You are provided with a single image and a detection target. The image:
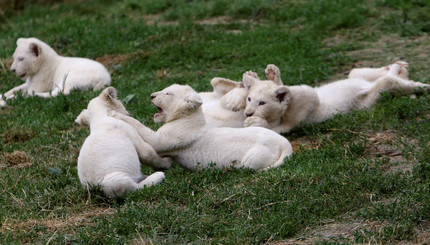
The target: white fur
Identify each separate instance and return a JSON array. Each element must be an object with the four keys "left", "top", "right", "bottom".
[
  {"left": 77, "top": 87, "right": 170, "bottom": 198},
  {"left": 241, "top": 63, "right": 430, "bottom": 133},
  {"left": 110, "top": 84, "right": 293, "bottom": 171},
  {"left": 0, "top": 37, "right": 111, "bottom": 107},
  {"left": 199, "top": 77, "right": 246, "bottom": 127},
  {"left": 347, "top": 61, "right": 409, "bottom": 82},
  {"left": 199, "top": 71, "right": 261, "bottom": 127}
]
